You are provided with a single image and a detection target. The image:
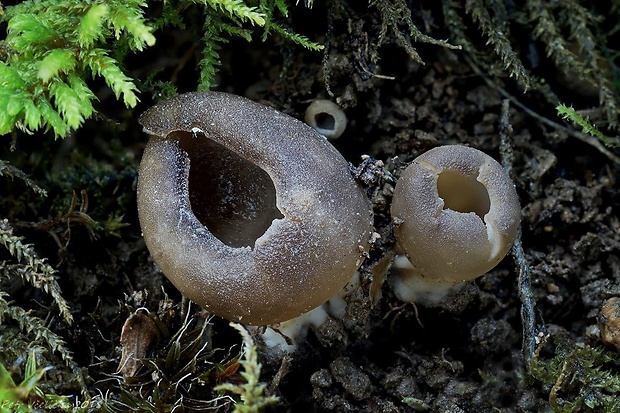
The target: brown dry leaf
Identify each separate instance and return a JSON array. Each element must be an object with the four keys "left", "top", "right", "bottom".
[{"left": 117, "top": 311, "right": 157, "bottom": 378}]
